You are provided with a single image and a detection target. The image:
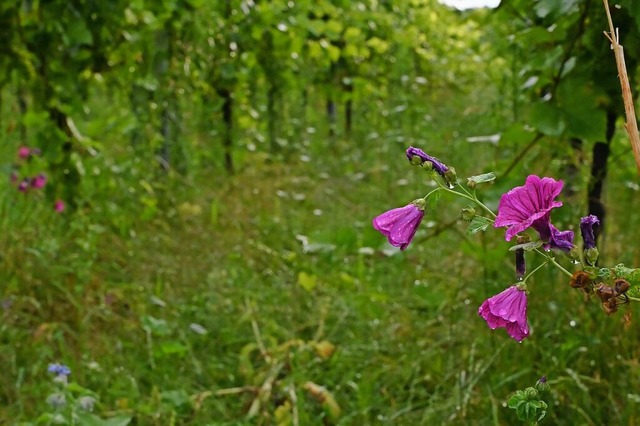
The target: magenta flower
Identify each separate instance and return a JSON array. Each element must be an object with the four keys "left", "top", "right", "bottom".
[
  {"left": 18, "top": 146, "right": 31, "bottom": 159},
  {"left": 478, "top": 285, "right": 529, "bottom": 342},
  {"left": 31, "top": 174, "right": 47, "bottom": 189},
  {"left": 494, "top": 175, "right": 574, "bottom": 251},
  {"left": 54, "top": 200, "right": 65, "bottom": 213},
  {"left": 495, "top": 175, "right": 563, "bottom": 241},
  {"left": 373, "top": 199, "right": 426, "bottom": 250}
]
